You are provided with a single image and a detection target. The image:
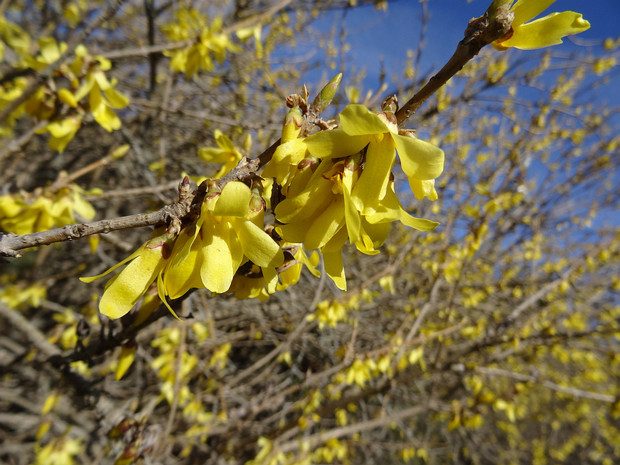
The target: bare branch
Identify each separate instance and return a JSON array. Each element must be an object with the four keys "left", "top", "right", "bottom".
[{"left": 396, "top": 5, "right": 513, "bottom": 125}]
